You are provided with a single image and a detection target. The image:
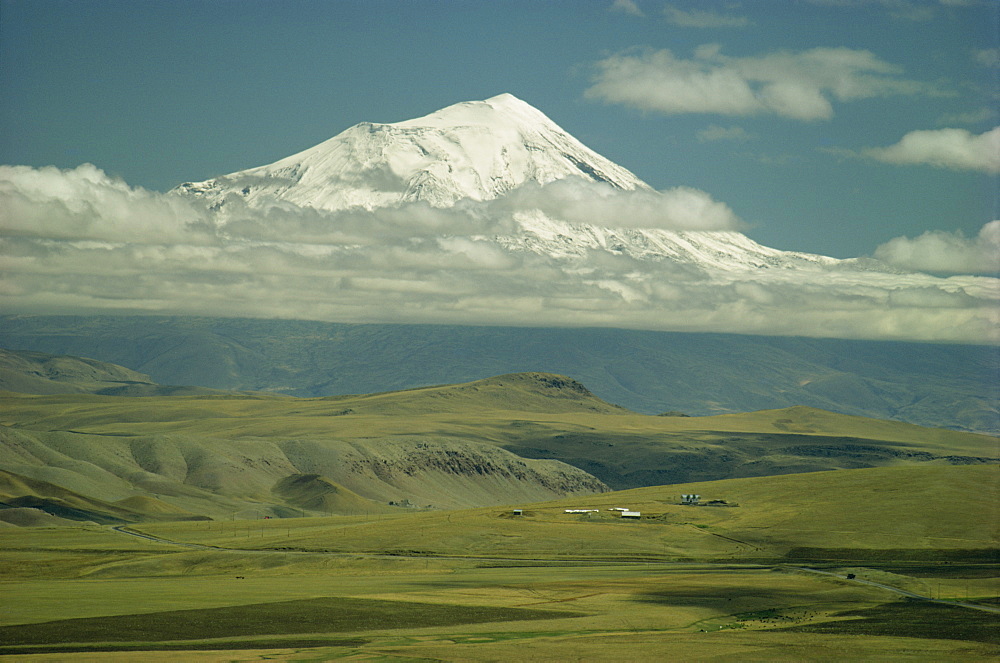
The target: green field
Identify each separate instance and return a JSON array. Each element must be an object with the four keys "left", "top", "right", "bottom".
[
  {"left": 2, "top": 464, "right": 997, "bottom": 661},
  {"left": 2, "top": 373, "right": 996, "bottom": 524},
  {"left": 1, "top": 372, "right": 997, "bottom": 659}
]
